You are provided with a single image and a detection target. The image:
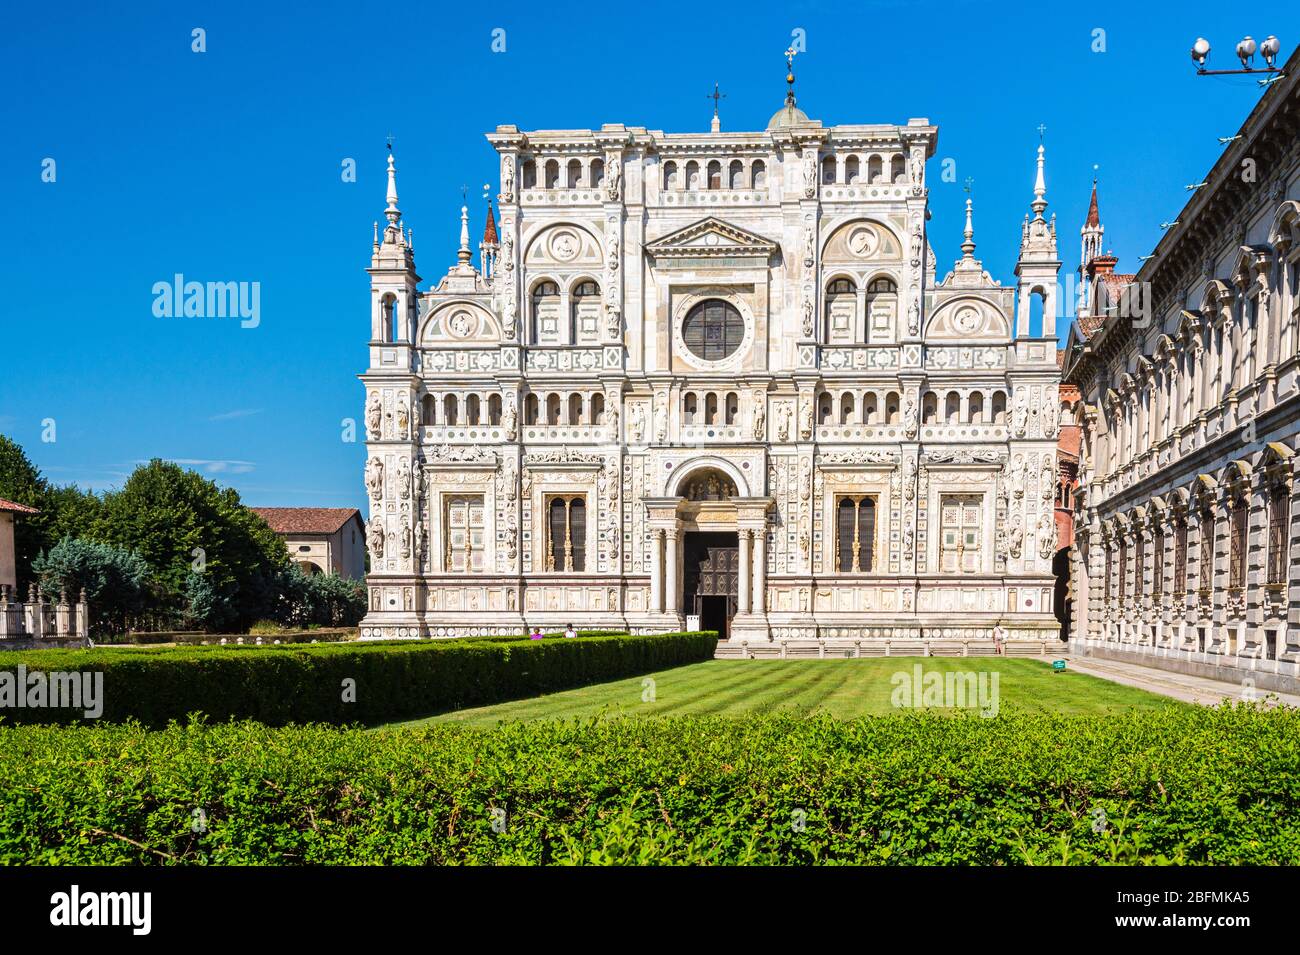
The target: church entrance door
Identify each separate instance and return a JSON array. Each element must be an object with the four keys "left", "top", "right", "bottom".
[{"left": 683, "top": 531, "right": 738, "bottom": 641}]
